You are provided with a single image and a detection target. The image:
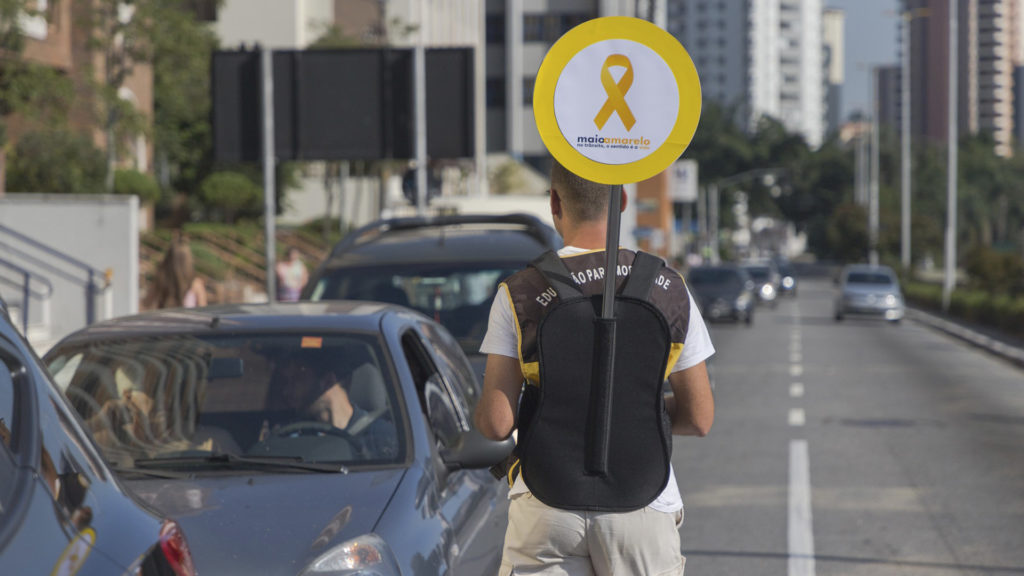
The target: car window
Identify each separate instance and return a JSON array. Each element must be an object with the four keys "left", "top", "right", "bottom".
[
  {"left": 419, "top": 321, "right": 479, "bottom": 414},
  {"left": 400, "top": 331, "right": 463, "bottom": 449},
  {"left": 0, "top": 355, "right": 15, "bottom": 455},
  {"left": 310, "top": 263, "right": 522, "bottom": 353},
  {"left": 0, "top": 352, "right": 18, "bottom": 525},
  {"left": 46, "top": 333, "right": 405, "bottom": 469},
  {"left": 846, "top": 272, "right": 894, "bottom": 285}
]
